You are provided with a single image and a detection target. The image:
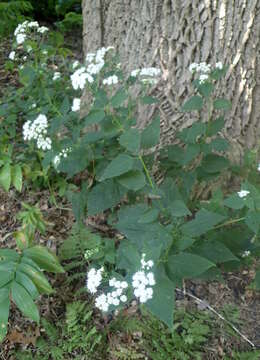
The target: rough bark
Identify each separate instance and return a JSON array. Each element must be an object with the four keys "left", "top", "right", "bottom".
[{"left": 82, "top": 0, "right": 260, "bottom": 161}]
